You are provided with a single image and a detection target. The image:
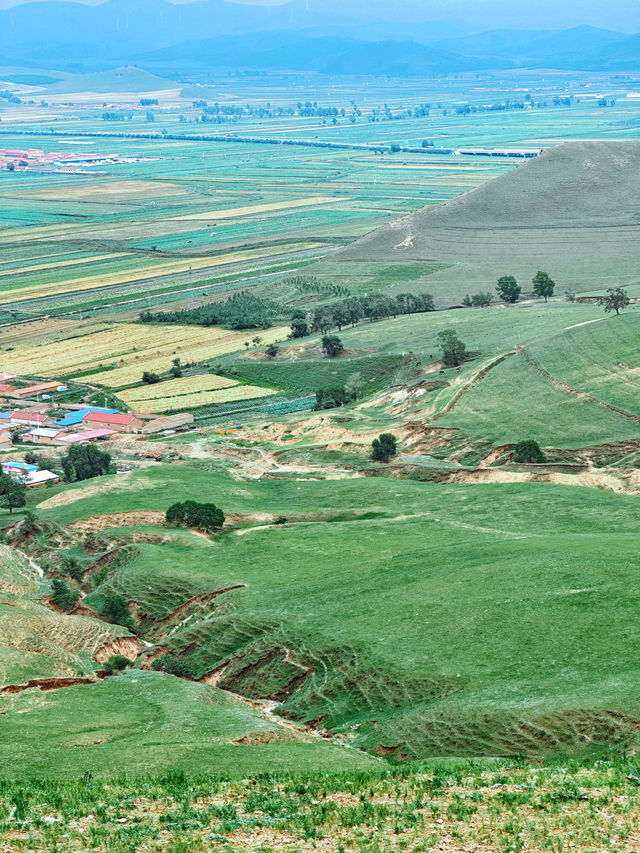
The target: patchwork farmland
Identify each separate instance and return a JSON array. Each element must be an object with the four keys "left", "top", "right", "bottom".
[{"left": 2, "top": 60, "right": 640, "bottom": 851}]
